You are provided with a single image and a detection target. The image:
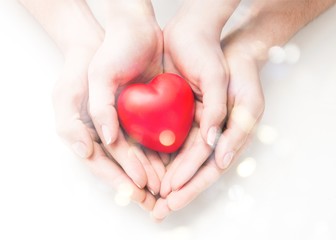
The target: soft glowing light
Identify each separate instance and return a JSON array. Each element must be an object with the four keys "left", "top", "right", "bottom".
[
  {"left": 257, "top": 125, "right": 278, "bottom": 144},
  {"left": 231, "top": 106, "right": 256, "bottom": 133},
  {"left": 237, "top": 157, "right": 256, "bottom": 178},
  {"left": 284, "top": 43, "right": 301, "bottom": 64},
  {"left": 114, "top": 183, "right": 133, "bottom": 207},
  {"left": 159, "top": 130, "right": 176, "bottom": 146},
  {"left": 268, "top": 46, "right": 286, "bottom": 64}
]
